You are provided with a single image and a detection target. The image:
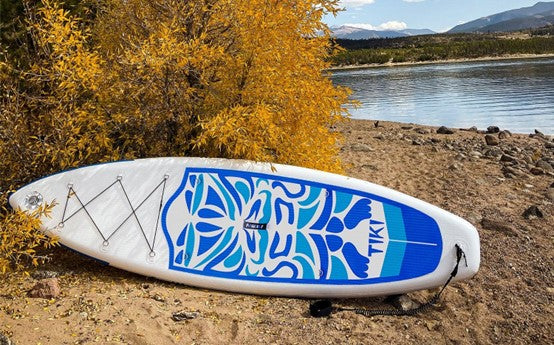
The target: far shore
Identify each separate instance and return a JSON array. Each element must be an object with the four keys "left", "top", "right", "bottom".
[{"left": 327, "top": 53, "right": 554, "bottom": 71}]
